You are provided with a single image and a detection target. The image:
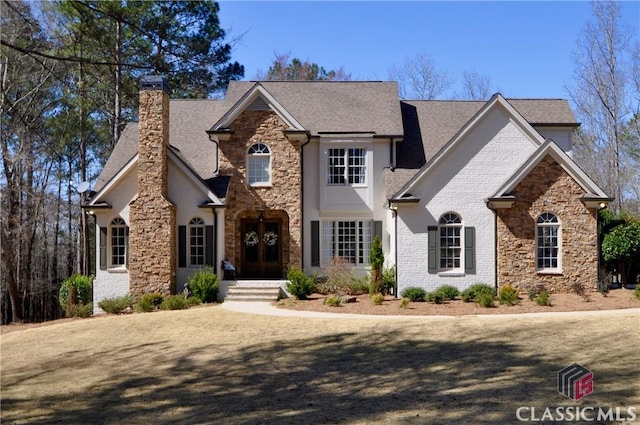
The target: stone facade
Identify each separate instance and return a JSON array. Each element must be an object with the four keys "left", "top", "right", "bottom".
[
  {"left": 496, "top": 155, "right": 598, "bottom": 293},
  {"left": 219, "top": 110, "right": 302, "bottom": 277},
  {"left": 128, "top": 85, "right": 176, "bottom": 297}
]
